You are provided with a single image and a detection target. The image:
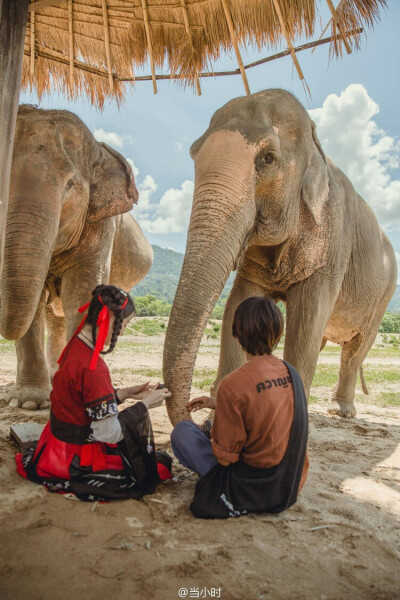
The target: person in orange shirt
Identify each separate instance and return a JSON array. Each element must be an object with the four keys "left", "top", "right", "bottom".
[{"left": 171, "top": 296, "right": 309, "bottom": 519}]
